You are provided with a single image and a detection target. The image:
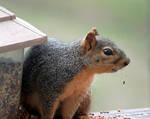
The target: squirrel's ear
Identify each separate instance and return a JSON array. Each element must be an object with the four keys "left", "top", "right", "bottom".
[{"left": 81, "top": 28, "right": 98, "bottom": 52}]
